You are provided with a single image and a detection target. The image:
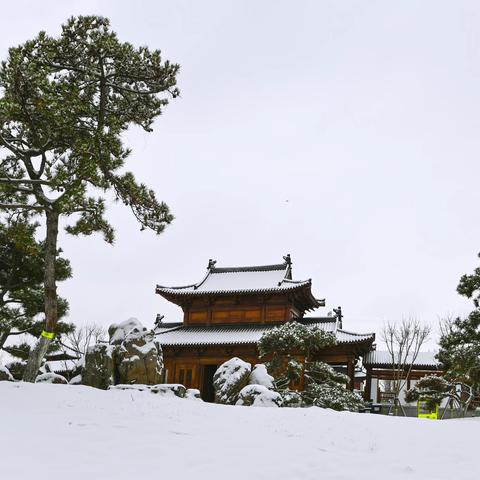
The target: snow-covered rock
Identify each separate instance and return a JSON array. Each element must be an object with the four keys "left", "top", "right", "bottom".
[
  {"left": 35, "top": 372, "right": 68, "bottom": 384},
  {"left": 0, "top": 364, "right": 14, "bottom": 382},
  {"left": 82, "top": 319, "right": 163, "bottom": 388},
  {"left": 213, "top": 357, "right": 251, "bottom": 405},
  {"left": 82, "top": 343, "right": 115, "bottom": 390},
  {"left": 109, "top": 383, "right": 187, "bottom": 398},
  {"left": 115, "top": 327, "right": 163, "bottom": 386},
  {"left": 236, "top": 384, "right": 283, "bottom": 407},
  {"left": 249, "top": 363, "right": 274, "bottom": 389},
  {"left": 69, "top": 374, "right": 82, "bottom": 385},
  {"left": 108, "top": 317, "right": 147, "bottom": 345},
  {"left": 185, "top": 388, "right": 203, "bottom": 401},
  {"left": 150, "top": 384, "right": 186, "bottom": 398},
  {"left": 109, "top": 384, "right": 152, "bottom": 392}
]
